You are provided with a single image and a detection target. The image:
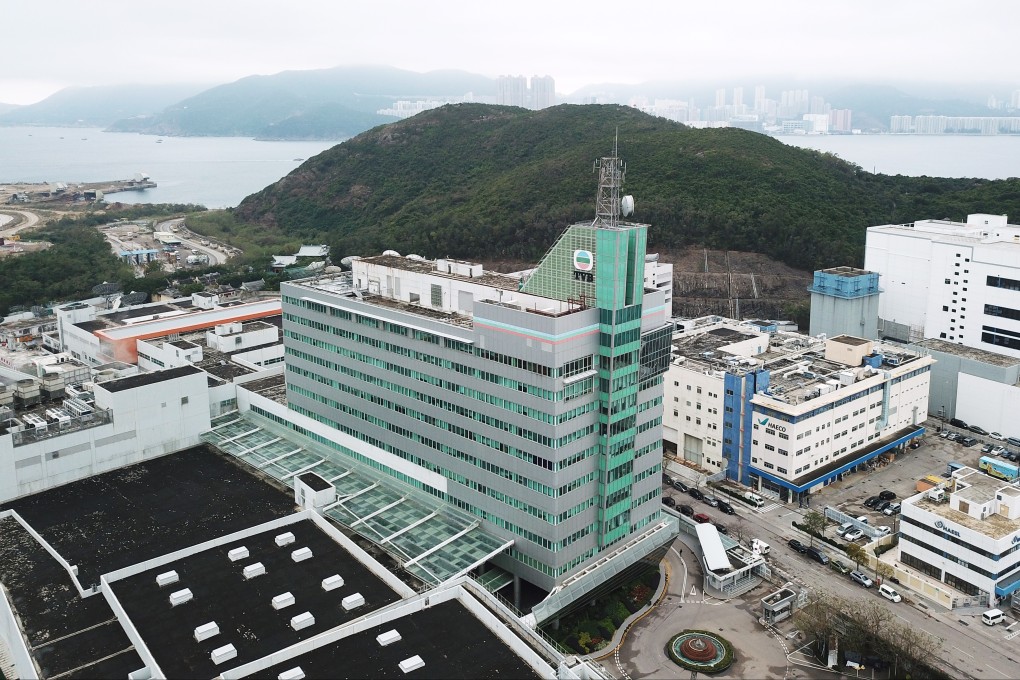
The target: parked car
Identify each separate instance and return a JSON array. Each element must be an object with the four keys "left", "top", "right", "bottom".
[
  {"left": 876, "top": 500, "right": 891, "bottom": 513},
  {"left": 703, "top": 496, "right": 720, "bottom": 508},
  {"left": 1007, "top": 436, "right": 1020, "bottom": 448},
  {"left": 693, "top": 512, "right": 711, "bottom": 524},
  {"left": 950, "top": 418, "right": 968, "bottom": 429},
  {"left": 837, "top": 522, "right": 853, "bottom": 537},
  {"left": 946, "top": 432, "right": 959, "bottom": 441},
  {"left": 663, "top": 496, "right": 676, "bottom": 508},
  {"left": 856, "top": 515, "right": 869, "bottom": 525},
  {"left": 961, "top": 436, "right": 978, "bottom": 447},
  {"left": 850, "top": 570, "right": 874, "bottom": 588},
  {"left": 875, "top": 526, "right": 892, "bottom": 536},
  {"left": 864, "top": 495, "right": 881, "bottom": 508},
  {"left": 879, "top": 583, "right": 902, "bottom": 602},
  {"left": 679, "top": 504, "right": 695, "bottom": 517},
  {"left": 939, "top": 430, "right": 950, "bottom": 439},
  {"left": 990, "top": 432, "right": 1005, "bottom": 441},
  {"left": 788, "top": 538, "right": 808, "bottom": 553},
  {"left": 992, "top": 445, "right": 1008, "bottom": 457},
  {"left": 883, "top": 502, "right": 901, "bottom": 516},
  {"left": 673, "top": 480, "right": 689, "bottom": 492},
  {"left": 982, "top": 443, "right": 995, "bottom": 454},
  {"left": 688, "top": 488, "right": 705, "bottom": 501},
  {"left": 715, "top": 524, "right": 729, "bottom": 535},
  {"left": 662, "top": 473, "right": 672, "bottom": 483},
  {"left": 806, "top": 546, "right": 829, "bottom": 565},
  {"left": 879, "top": 490, "right": 897, "bottom": 501},
  {"left": 970, "top": 425, "right": 990, "bottom": 436},
  {"left": 717, "top": 500, "right": 736, "bottom": 515},
  {"left": 844, "top": 529, "right": 864, "bottom": 541},
  {"left": 830, "top": 559, "right": 852, "bottom": 575}
]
